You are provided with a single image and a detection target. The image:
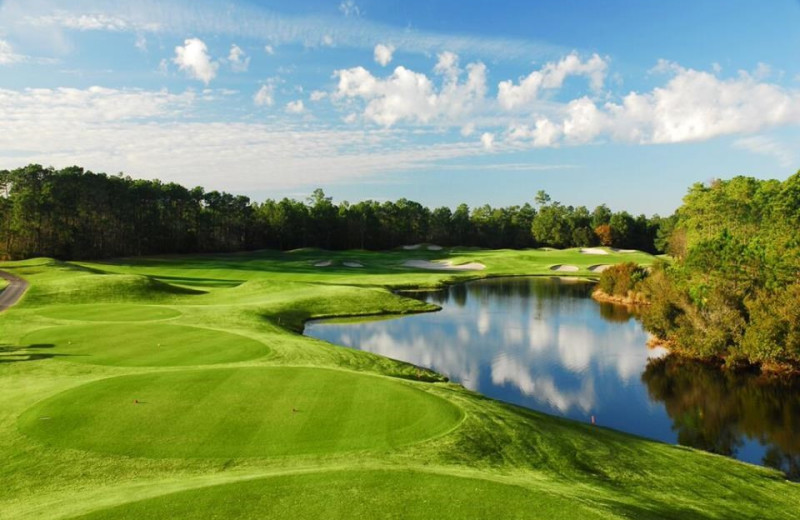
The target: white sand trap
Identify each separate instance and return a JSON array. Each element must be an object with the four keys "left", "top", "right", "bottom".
[
  {"left": 427, "top": 245, "right": 443, "bottom": 251},
  {"left": 550, "top": 264, "right": 579, "bottom": 272},
  {"left": 588, "top": 264, "right": 611, "bottom": 273},
  {"left": 402, "top": 244, "right": 422, "bottom": 250},
  {"left": 403, "top": 260, "right": 486, "bottom": 271},
  {"left": 580, "top": 248, "right": 609, "bottom": 255},
  {"left": 313, "top": 260, "right": 332, "bottom": 267},
  {"left": 343, "top": 261, "right": 363, "bottom": 268},
  {"left": 610, "top": 248, "right": 637, "bottom": 253}
]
